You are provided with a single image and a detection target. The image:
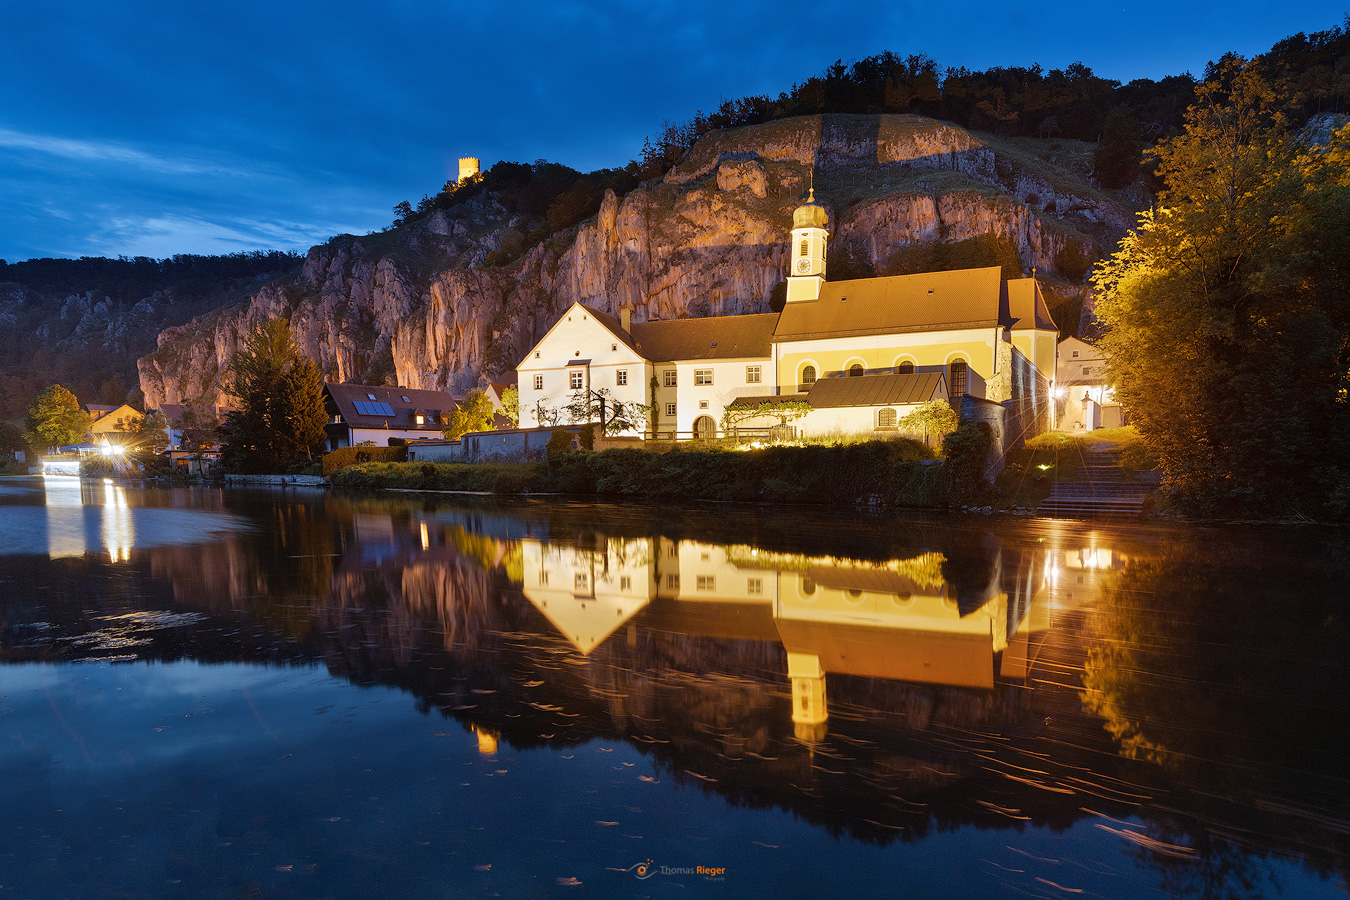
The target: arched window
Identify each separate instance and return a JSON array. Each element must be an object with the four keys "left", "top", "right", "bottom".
[
  {"left": 800, "top": 239, "right": 809, "bottom": 257},
  {"left": 801, "top": 365, "right": 817, "bottom": 385},
  {"left": 949, "top": 358, "right": 968, "bottom": 396},
  {"left": 849, "top": 363, "right": 864, "bottom": 377},
  {"left": 897, "top": 361, "right": 915, "bottom": 374},
  {"left": 878, "top": 408, "right": 897, "bottom": 427}
]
